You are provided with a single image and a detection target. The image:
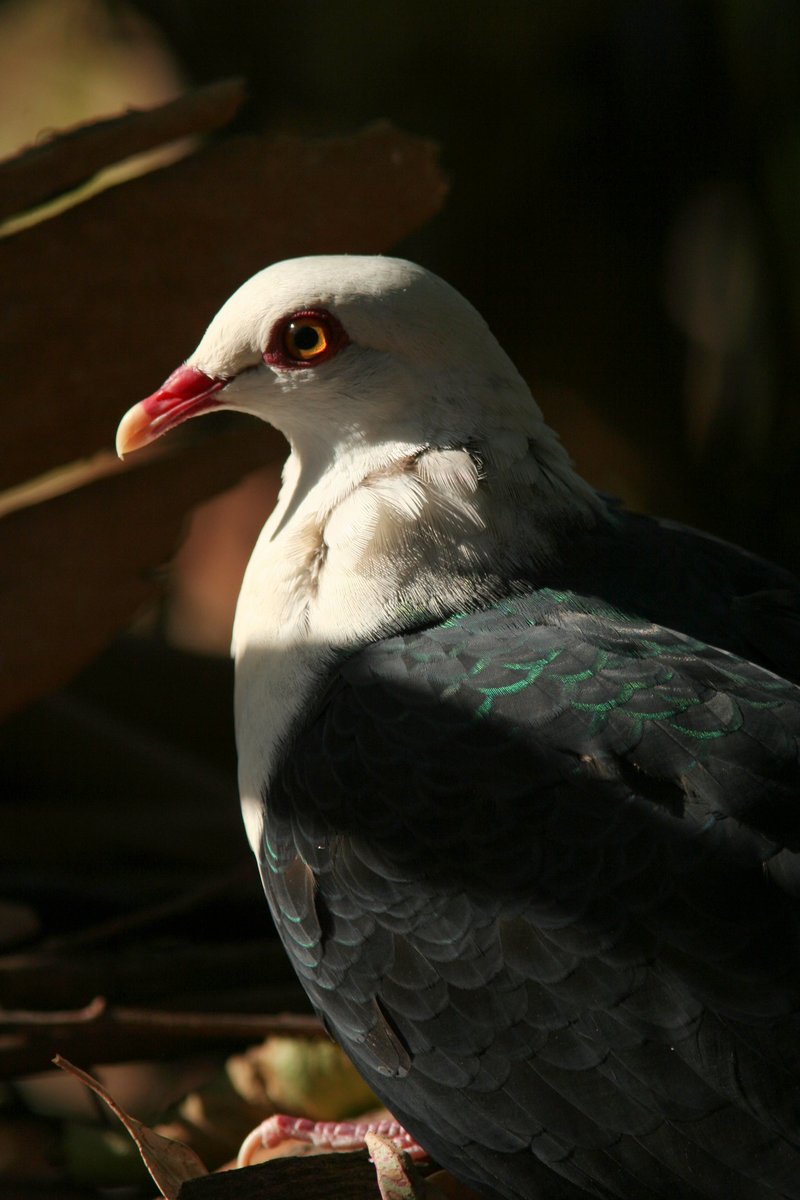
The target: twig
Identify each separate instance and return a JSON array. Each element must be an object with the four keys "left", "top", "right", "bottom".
[
  {"left": 114, "top": 1008, "right": 322, "bottom": 1038},
  {"left": 0, "top": 996, "right": 106, "bottom": 1024},
  {"left": 2, "top": 1002, "right": 322, "bottom": 1037},
  {"left": 0, "top": 1002, "right": 322, "bottom": 1078}
]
